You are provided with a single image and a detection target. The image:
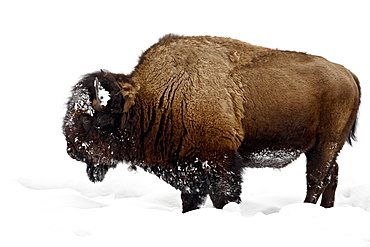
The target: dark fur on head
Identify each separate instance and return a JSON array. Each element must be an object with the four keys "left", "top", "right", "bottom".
[{"left": 63, "top": 70, "right": 134, "bottom": 182}]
